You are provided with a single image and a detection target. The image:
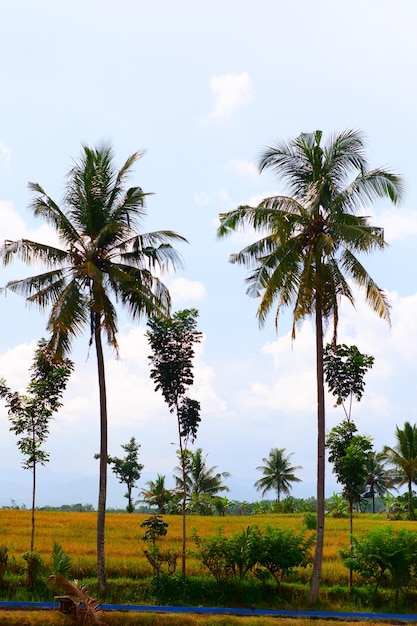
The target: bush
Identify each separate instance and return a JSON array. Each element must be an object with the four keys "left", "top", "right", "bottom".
[
  {"left": 22, "top": 551, "right": 44, "bottom": 590},
  {"left": 255, "top": 525, "right": 315, "bottom": 588},
  {"left": 303, "top": 512, "right": 317, "bottom": 530},
  {"left": 193, "top": 524, "right": 315, "bottom": 588},
  {"left": 340, "top": 525, "right": 417, "bottom": 603},
  {"left": 50, "top": 542, "right": 72, "bottom": 577}
]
